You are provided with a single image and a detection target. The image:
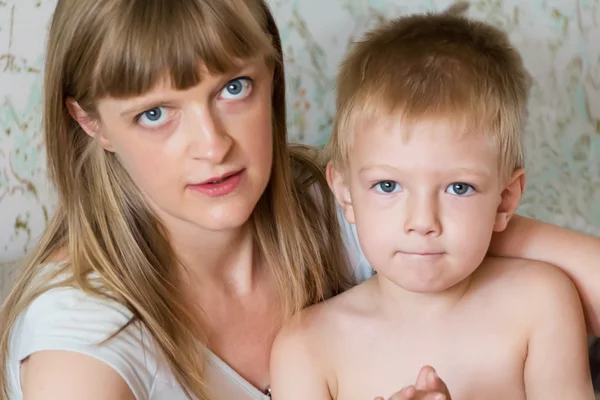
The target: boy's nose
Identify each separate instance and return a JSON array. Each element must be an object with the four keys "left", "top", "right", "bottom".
[{"left": 404, "top": 194, "right": 442, "bottom": 236}]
